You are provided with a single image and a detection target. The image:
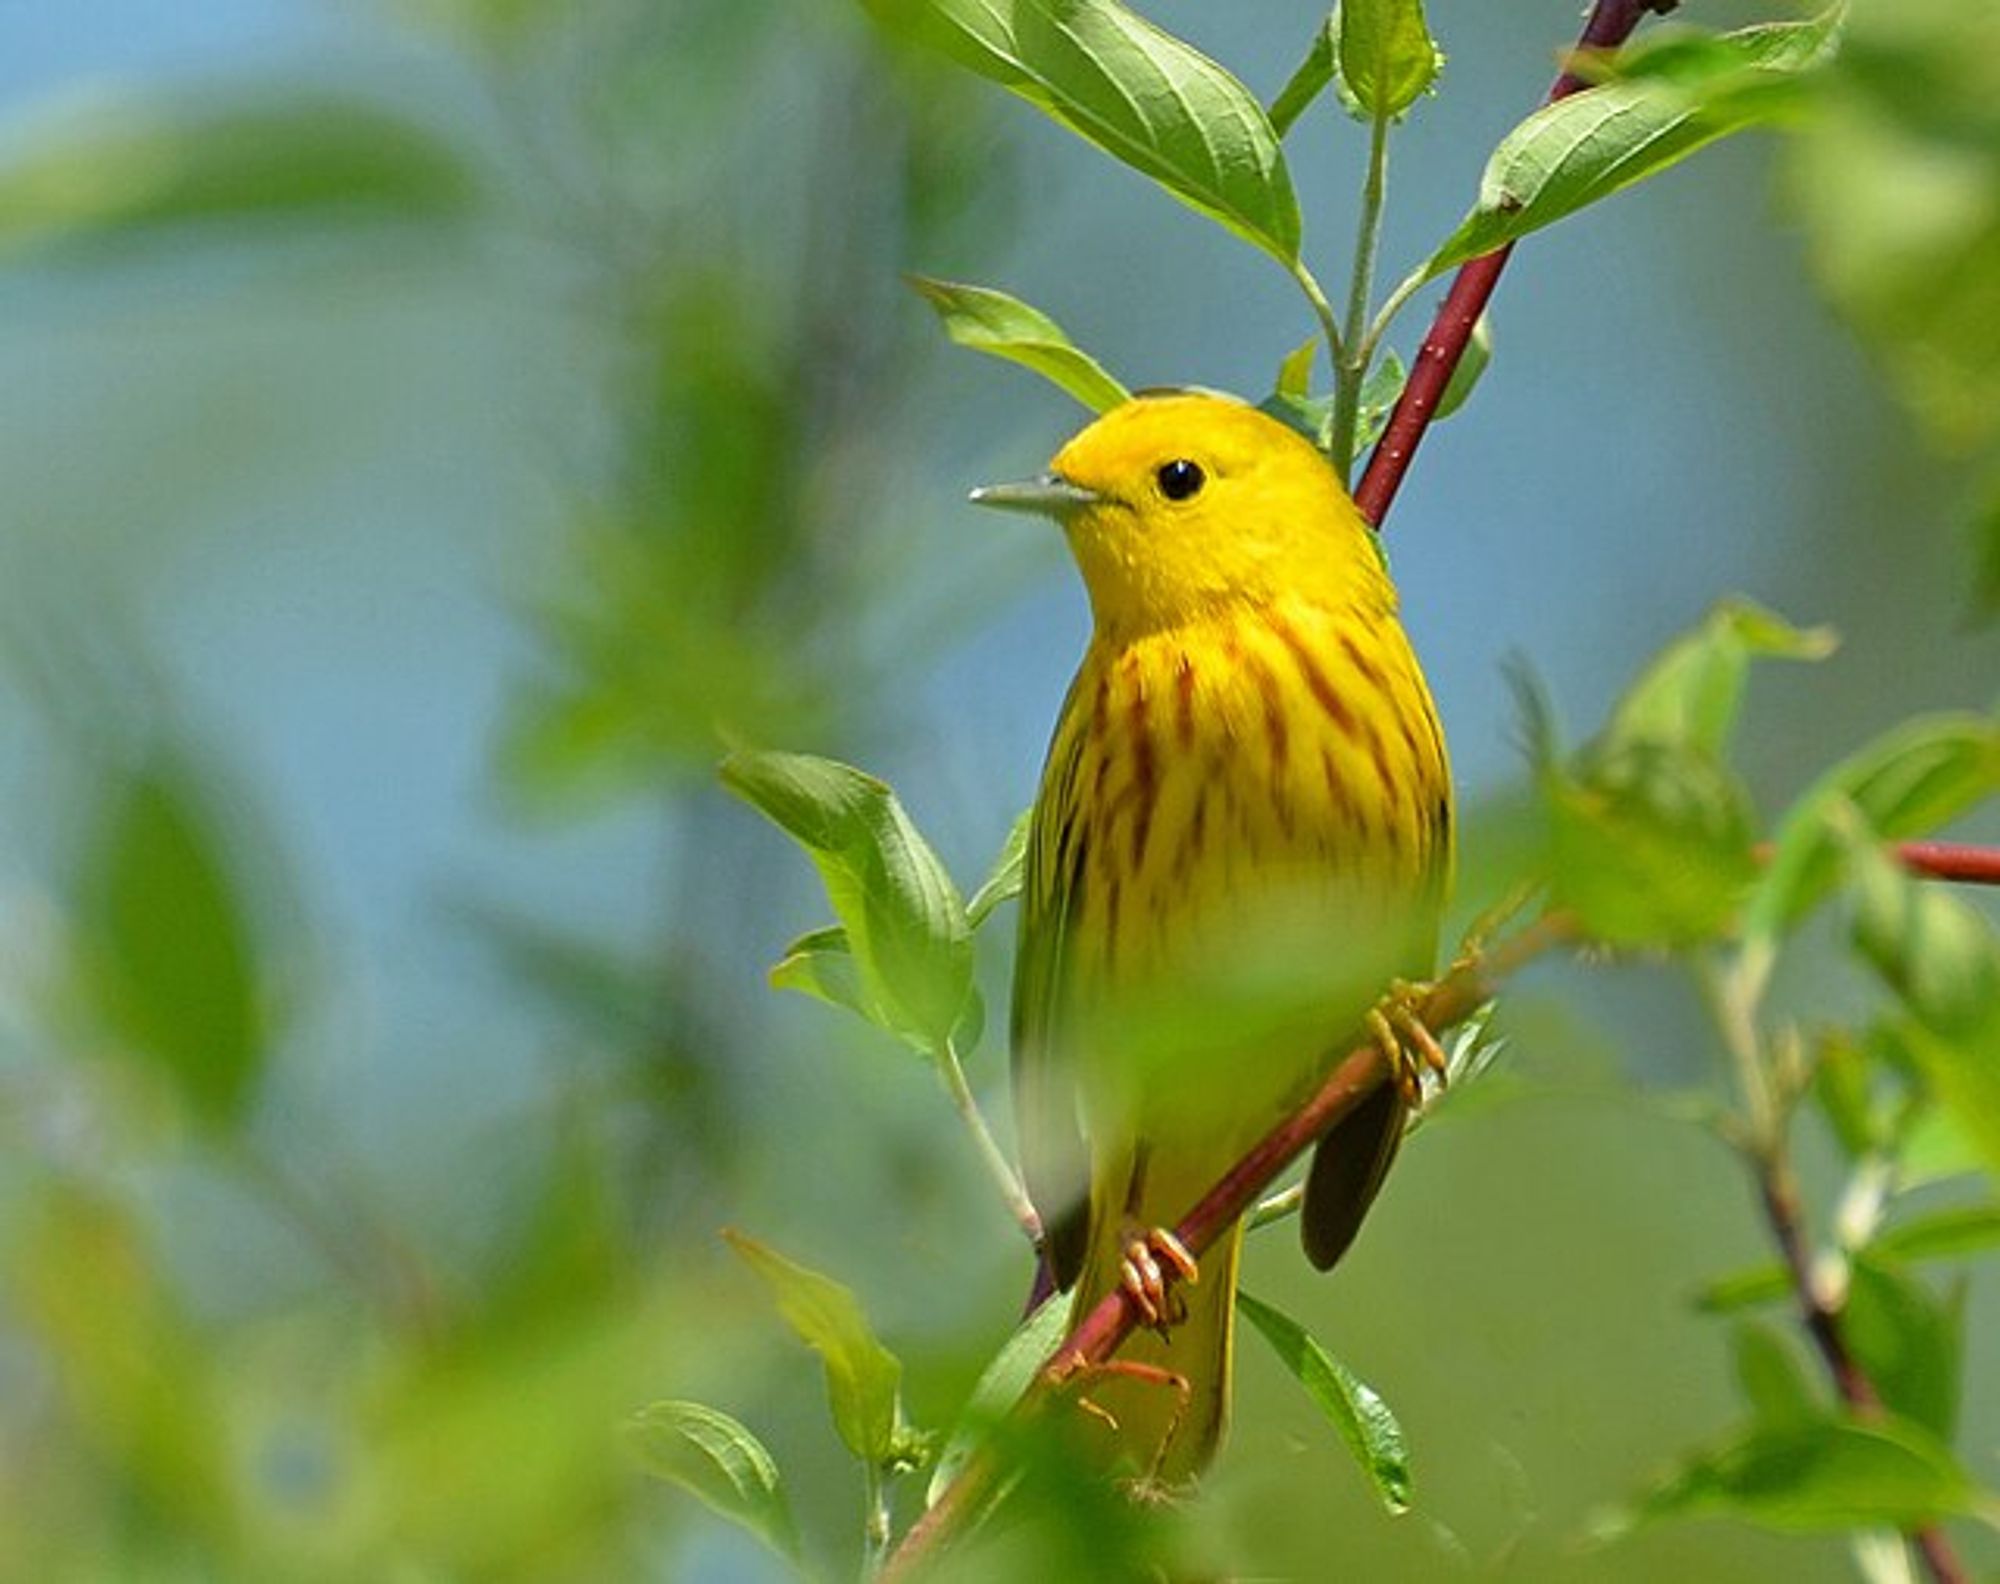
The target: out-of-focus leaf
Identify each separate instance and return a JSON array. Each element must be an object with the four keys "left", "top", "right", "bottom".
[
  {"left": 1872, "top": 1203, "right": 2000, "bottom": 1264},
  {"left": 1731, "top": 1320, "right": 1819, "bottom": 1428},
  {"left": 1269, "top": 16, "right": 1337, "bottom": 137},
  {"left": 1432, "top": 313, "right": 1491, "bottom": 420},
  {"left": 908, "top": 277, "right": 1129, "bottom": 413},
  {"left": 967, "top": 808, "right": 1033, "bottom": 929},
  {"left": 1604, "top": 1415, "right": 1982, "bottom": 1537},
  {"left": 1607, "top": 600, "right": 1835, "bottom": 759},
  {"left": 1745, "top": 714, "right": 2000, "bottom": 944},
  {"left": 77, "top": 763, "right": 266, "bottom": 1129},
  {"left": 926, "top": 1296, "right": 1069, "bottom": 1507},
  {"left": 724, "top": 1230, "right": 906, "bottom": 1464},
  {"left": 1845, "top": 1258, "right": 1961, "bottom": 1440},
  {"left": 1847, "top": 829, "right": 2000, "bottom": 1043},
  {"left": 1425, "top": 12, "right": 1841, "bottom": 279},
  {"left": 1973, "top": 481, "right": 2000, "bottom": 620},
  {"left": 629, "top": 1401, "right": 801, "bottom": 1561},
  {"left": 1354, "top": 349, "right": 1409, "bottom": 456},
  {"left": 1545, "top": 740, "right": 1759, "bottom": 947},
  {"left": 1337, "top": 0, "right": 1442, "bottom": 121},
  {"left": 1695, "top": 1264, "right": 1791, "bottom": 1315},
  {"left": 1236, "top": 1289, "right": 1410, "bottom": 1513},
  {"left": 721, "top": 749, "right": 972, "bottom": 1053},
  {"left": 1784, "top": 0, "right": 2000, "bottom": 451},
  {"left": 1813, "top": 1031, "right": 1880, "bottom": 1159},
  {"left": 0, "top": 92, "right": 474, "bottom": 259},
  {"left": 861, "top": 0, "right": 1301, "bottom": 265}
]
